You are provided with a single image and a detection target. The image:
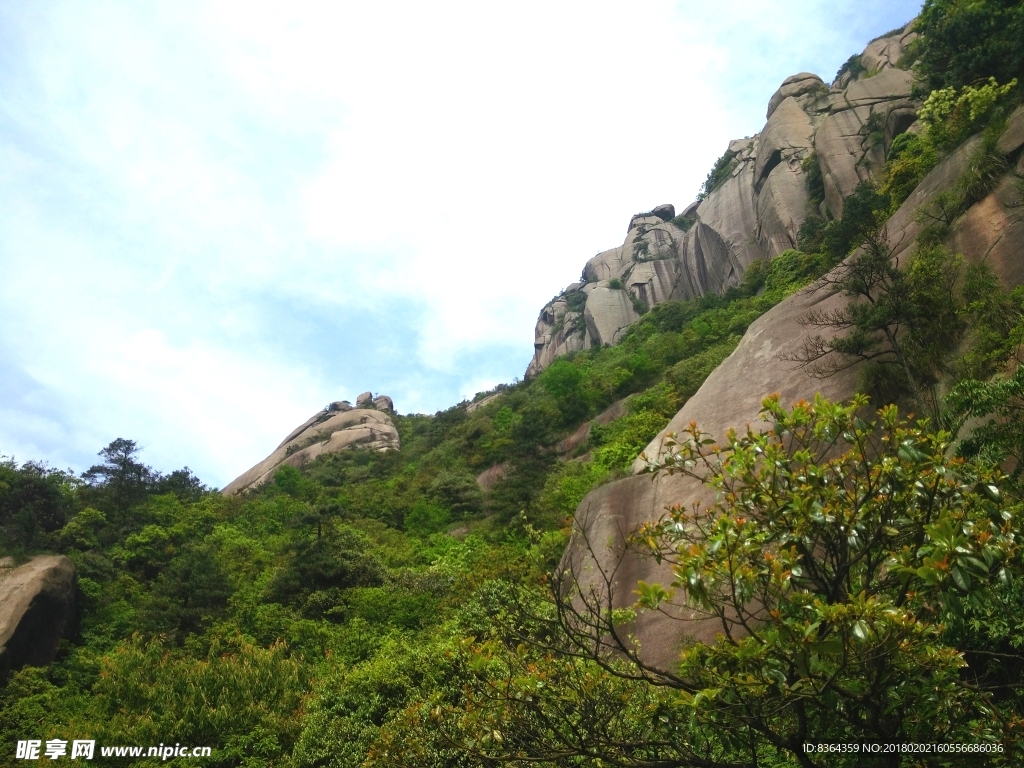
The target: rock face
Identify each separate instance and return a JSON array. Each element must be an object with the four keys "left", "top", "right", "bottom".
[
  {"left": 223, "top": 396, "right": 401, "bottom": 494},
  {"left": 0, "top": 556, "right": 77, "bottom": 679},
  {"left": 526, "top": 25, "right": 919, "bottom": 378},
  {"left": 560, "top": 103, "right": 1024, "bottom": 669}
]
